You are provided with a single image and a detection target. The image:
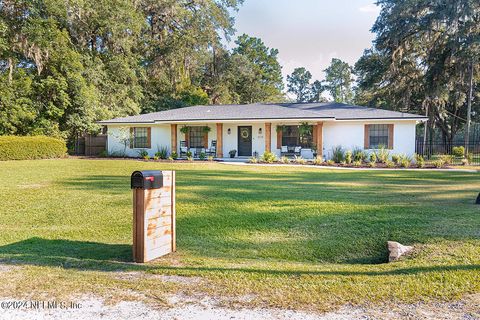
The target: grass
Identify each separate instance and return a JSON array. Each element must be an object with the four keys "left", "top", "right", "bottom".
[{"left": 0, "top": 159, "right": 479, "bottom": 311}]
